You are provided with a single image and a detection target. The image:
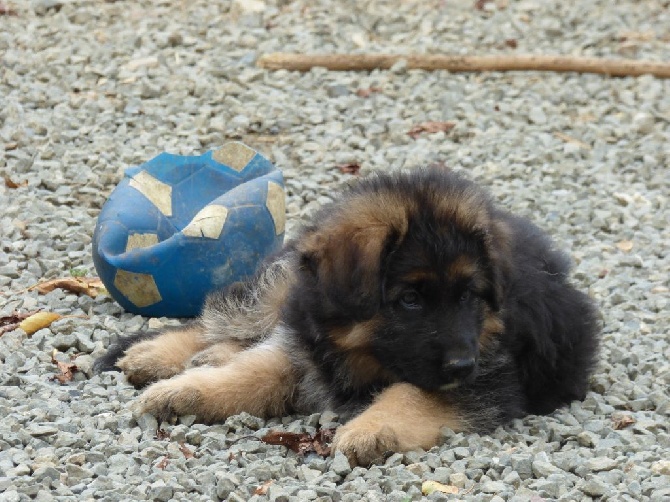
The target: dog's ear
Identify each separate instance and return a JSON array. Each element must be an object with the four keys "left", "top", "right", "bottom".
[
  {"left": 298, "top": 222, "right": 398, "bottom": 321},
  {"left": 480, "top": 218, "right": 513, "bottom": 312}
]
